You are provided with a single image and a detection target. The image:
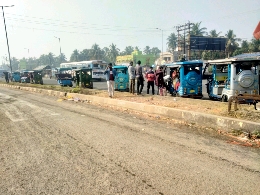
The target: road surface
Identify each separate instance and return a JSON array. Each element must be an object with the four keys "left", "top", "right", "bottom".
[{"left": 0, "top": 86, "right": 259, "bottom": 194}]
